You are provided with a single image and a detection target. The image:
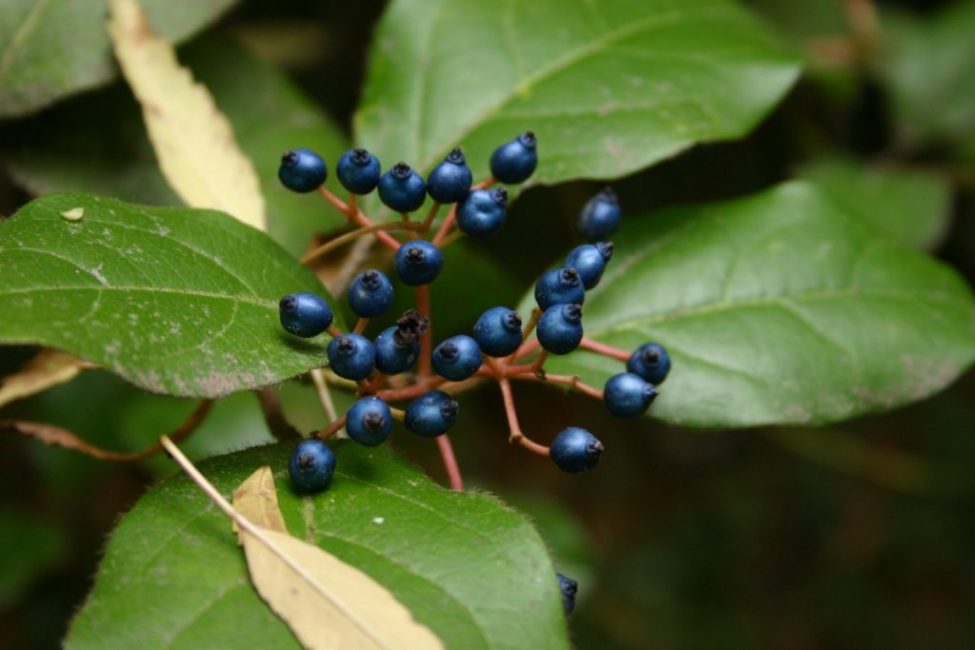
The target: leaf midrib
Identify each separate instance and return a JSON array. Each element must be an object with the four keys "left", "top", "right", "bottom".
[{"left": 0, "top": 284, "right": 276, "bottom": 309}]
